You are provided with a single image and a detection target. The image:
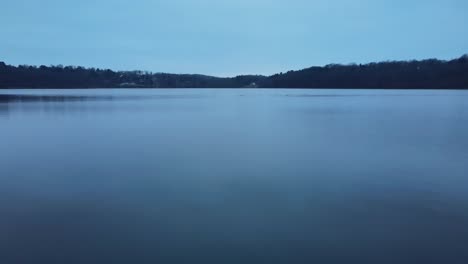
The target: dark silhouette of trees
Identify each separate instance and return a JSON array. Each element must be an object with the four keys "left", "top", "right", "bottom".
[
  {"left": 261, "top": 55, "right": 468, "bottom": 89},
  {"left": 0, "top": 62, "right": 265, "bottom": 89},
  {"left": 1, "top": 55, "right": 467, "bottom": 89}
]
